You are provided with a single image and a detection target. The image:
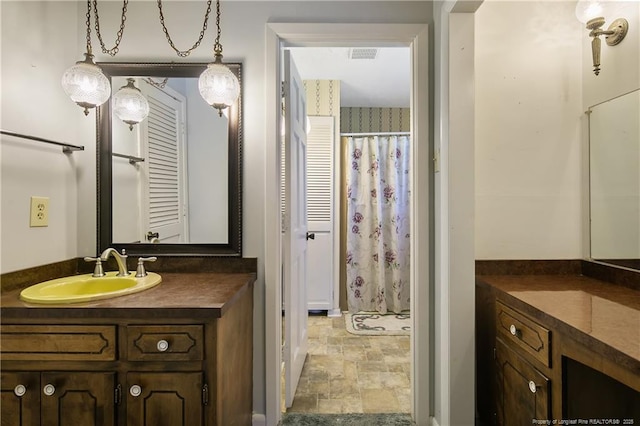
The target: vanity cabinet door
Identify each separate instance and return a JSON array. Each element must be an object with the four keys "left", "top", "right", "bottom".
[
  {"left": 495, "top": 338, "right": 550, "bottom": 426},
  {"left": 125, "top": 372, "right": 204, "bottom": 426},
  {"left": 40, "top": 372, "right": 116, "bottom": 426},
  {"left": 1, "top": 371, "right": 40, "bottom": 426}
]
